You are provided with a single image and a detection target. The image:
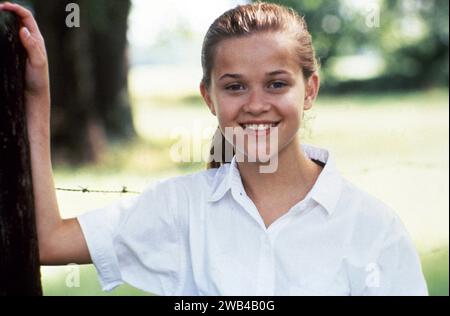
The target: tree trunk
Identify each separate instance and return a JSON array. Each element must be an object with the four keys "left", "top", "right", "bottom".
[
  {"left": 90, "top": 0, "right": 135, "bottom": 140},
  {"left": 0, "top": 11, "right": 43, "bottom": 296},
  {"left": 31, "top": 0, "right": 134, "bottom": 165},
  {"left": 31, "top": 0, "right": 104, "bottom": 164}
]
